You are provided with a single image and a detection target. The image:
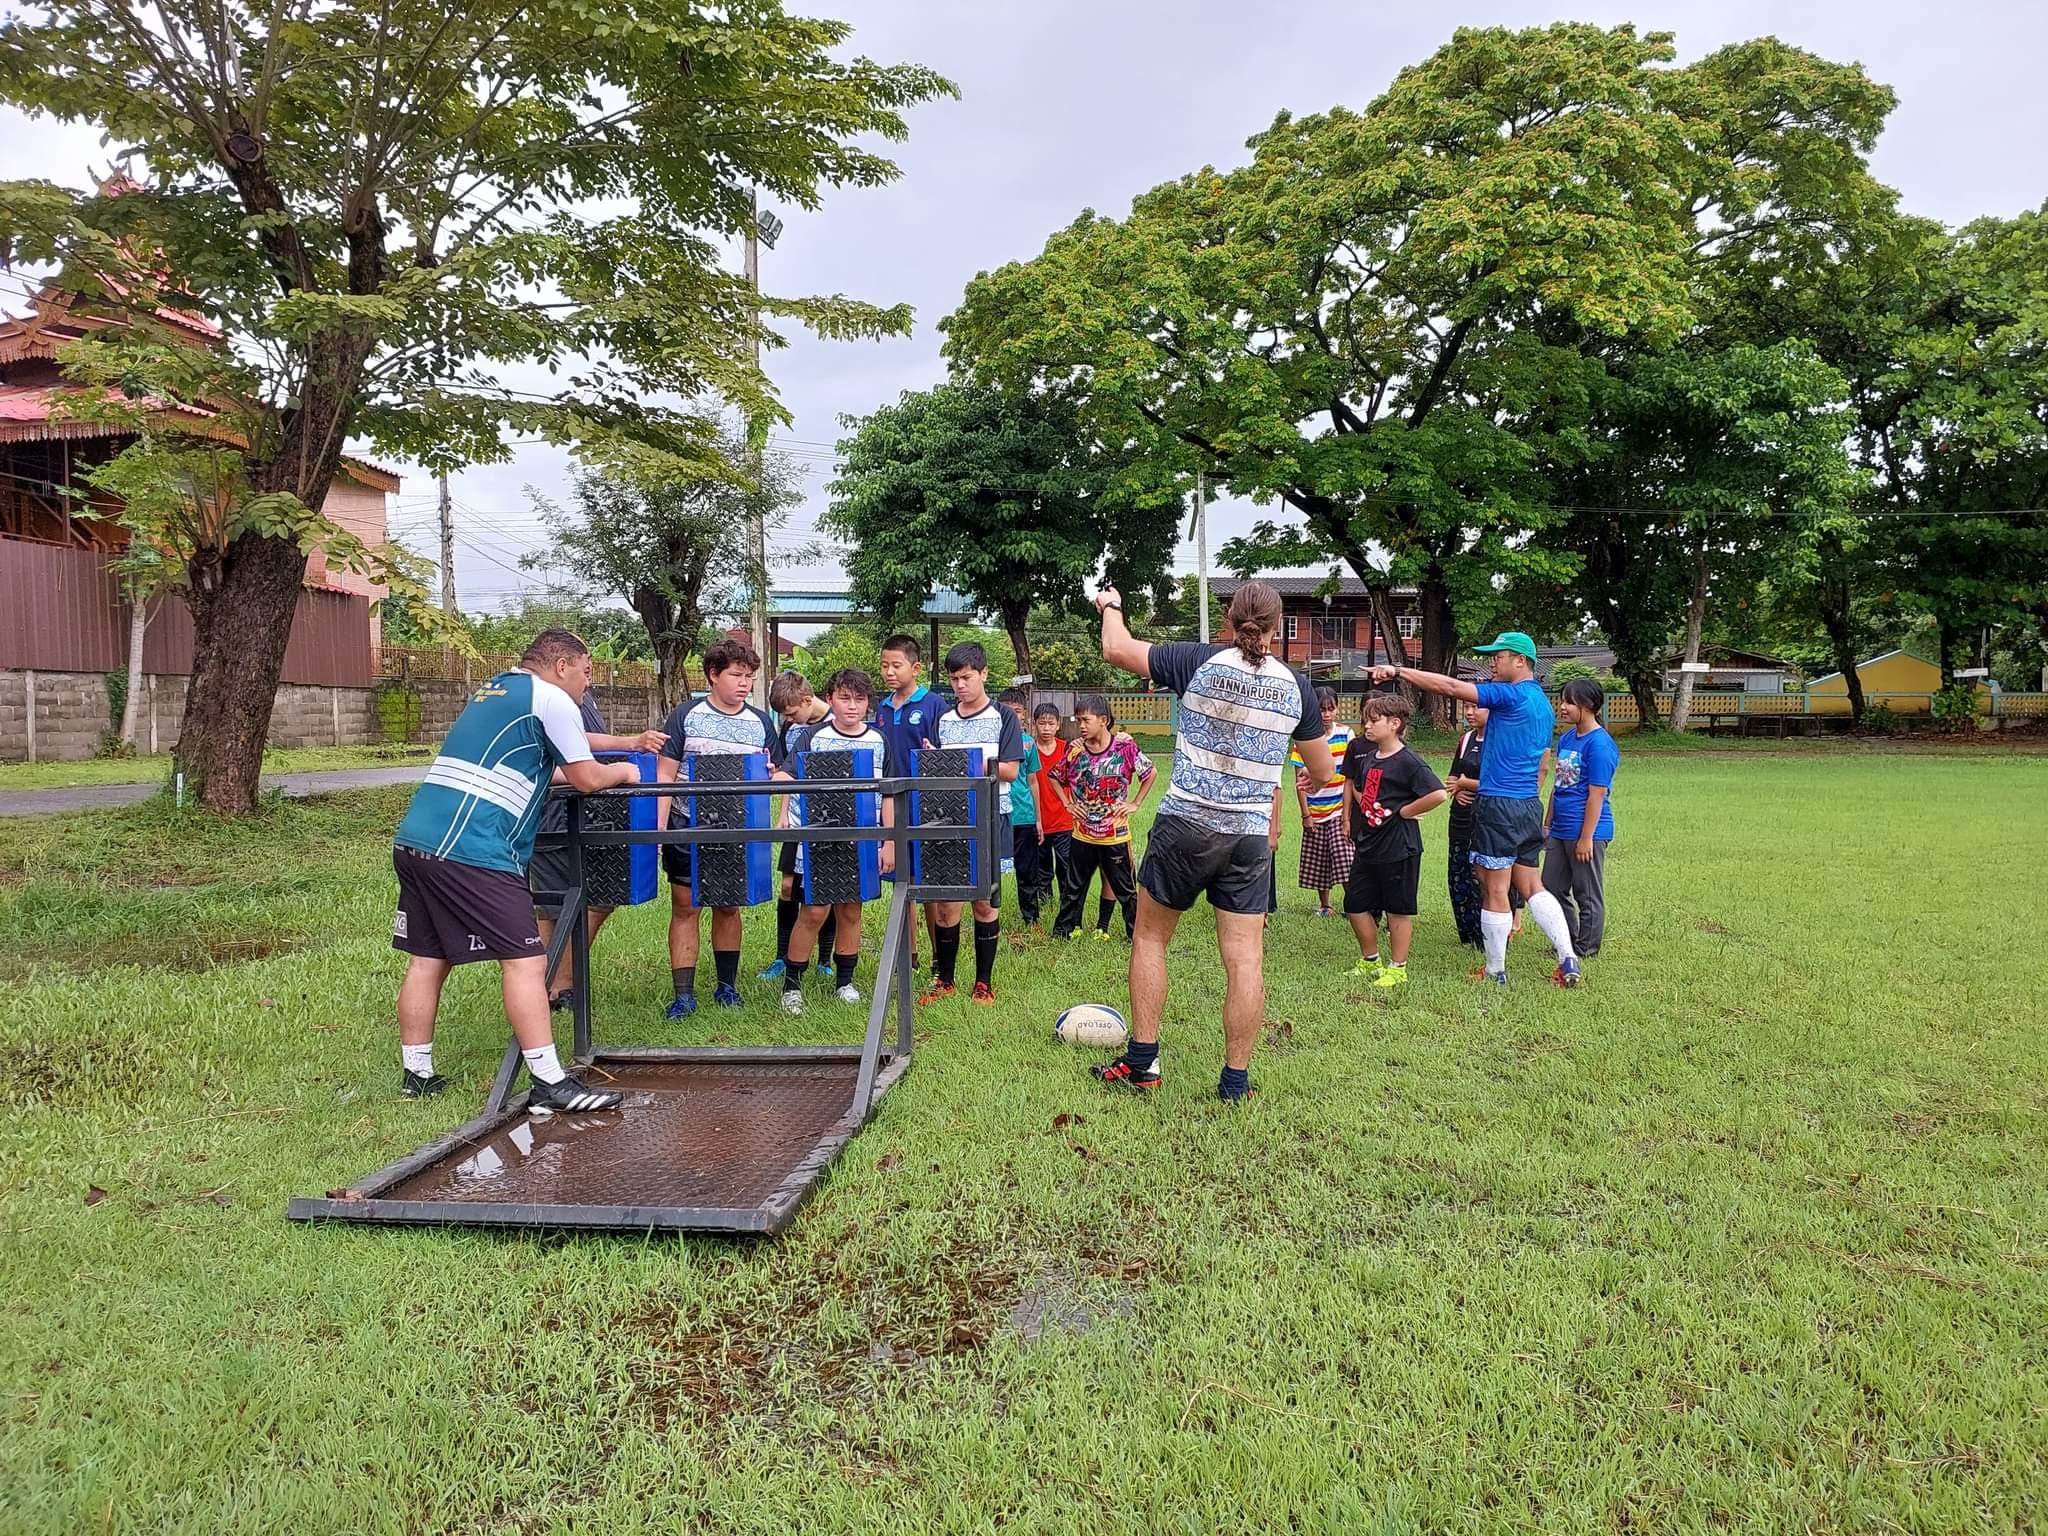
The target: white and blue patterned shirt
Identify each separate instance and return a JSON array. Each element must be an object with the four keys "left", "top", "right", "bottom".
[
  {"left": 1147, "top": 642, "right": 1324, "bottom": 837},
  {"left": 935, "top": 699, "right": 1026, "bottom": 813},
  {"left": 657, "top": 695, "right": 781, "bottom": 826}
]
